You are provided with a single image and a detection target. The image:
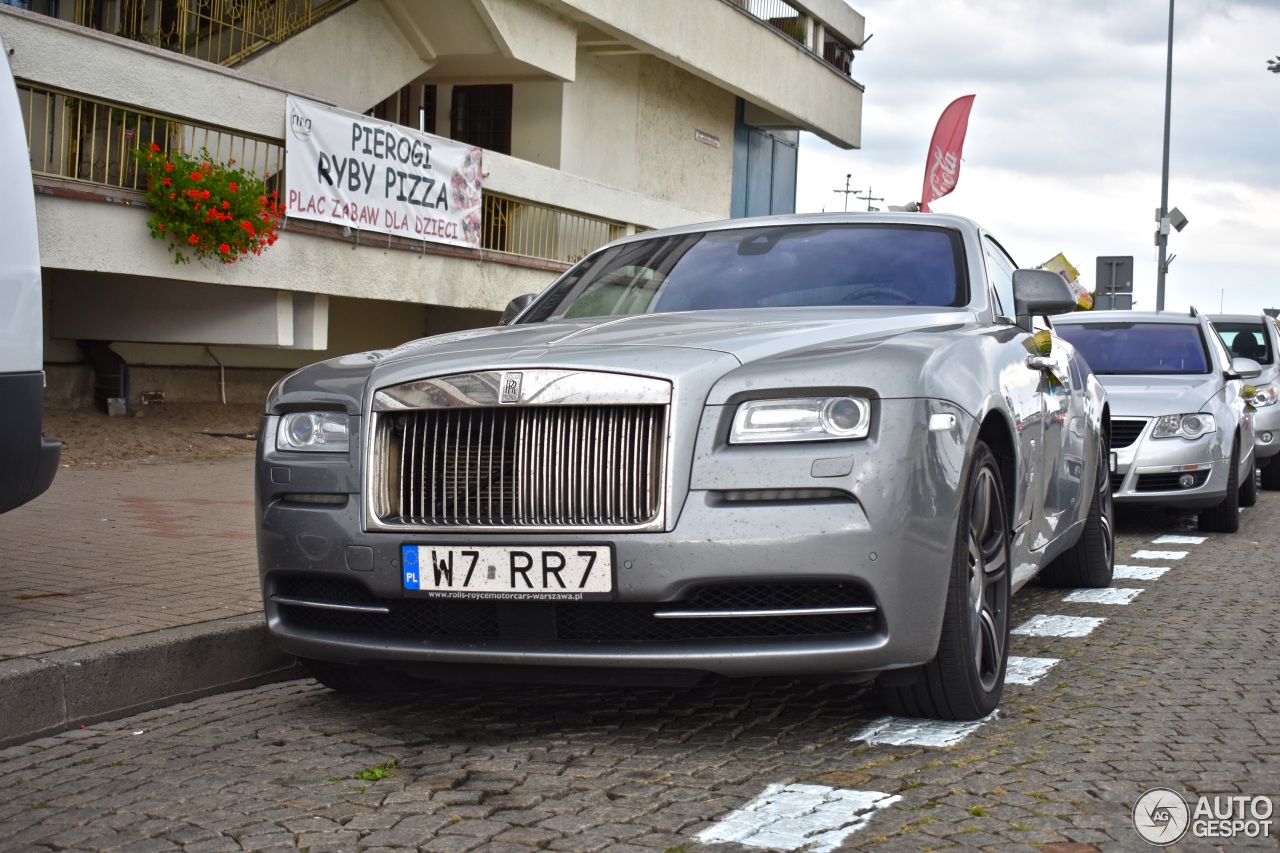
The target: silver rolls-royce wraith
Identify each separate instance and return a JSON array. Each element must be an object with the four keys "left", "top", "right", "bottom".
[{"left": 255, "top": 212, "right": 1112, "bottom": 720}]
